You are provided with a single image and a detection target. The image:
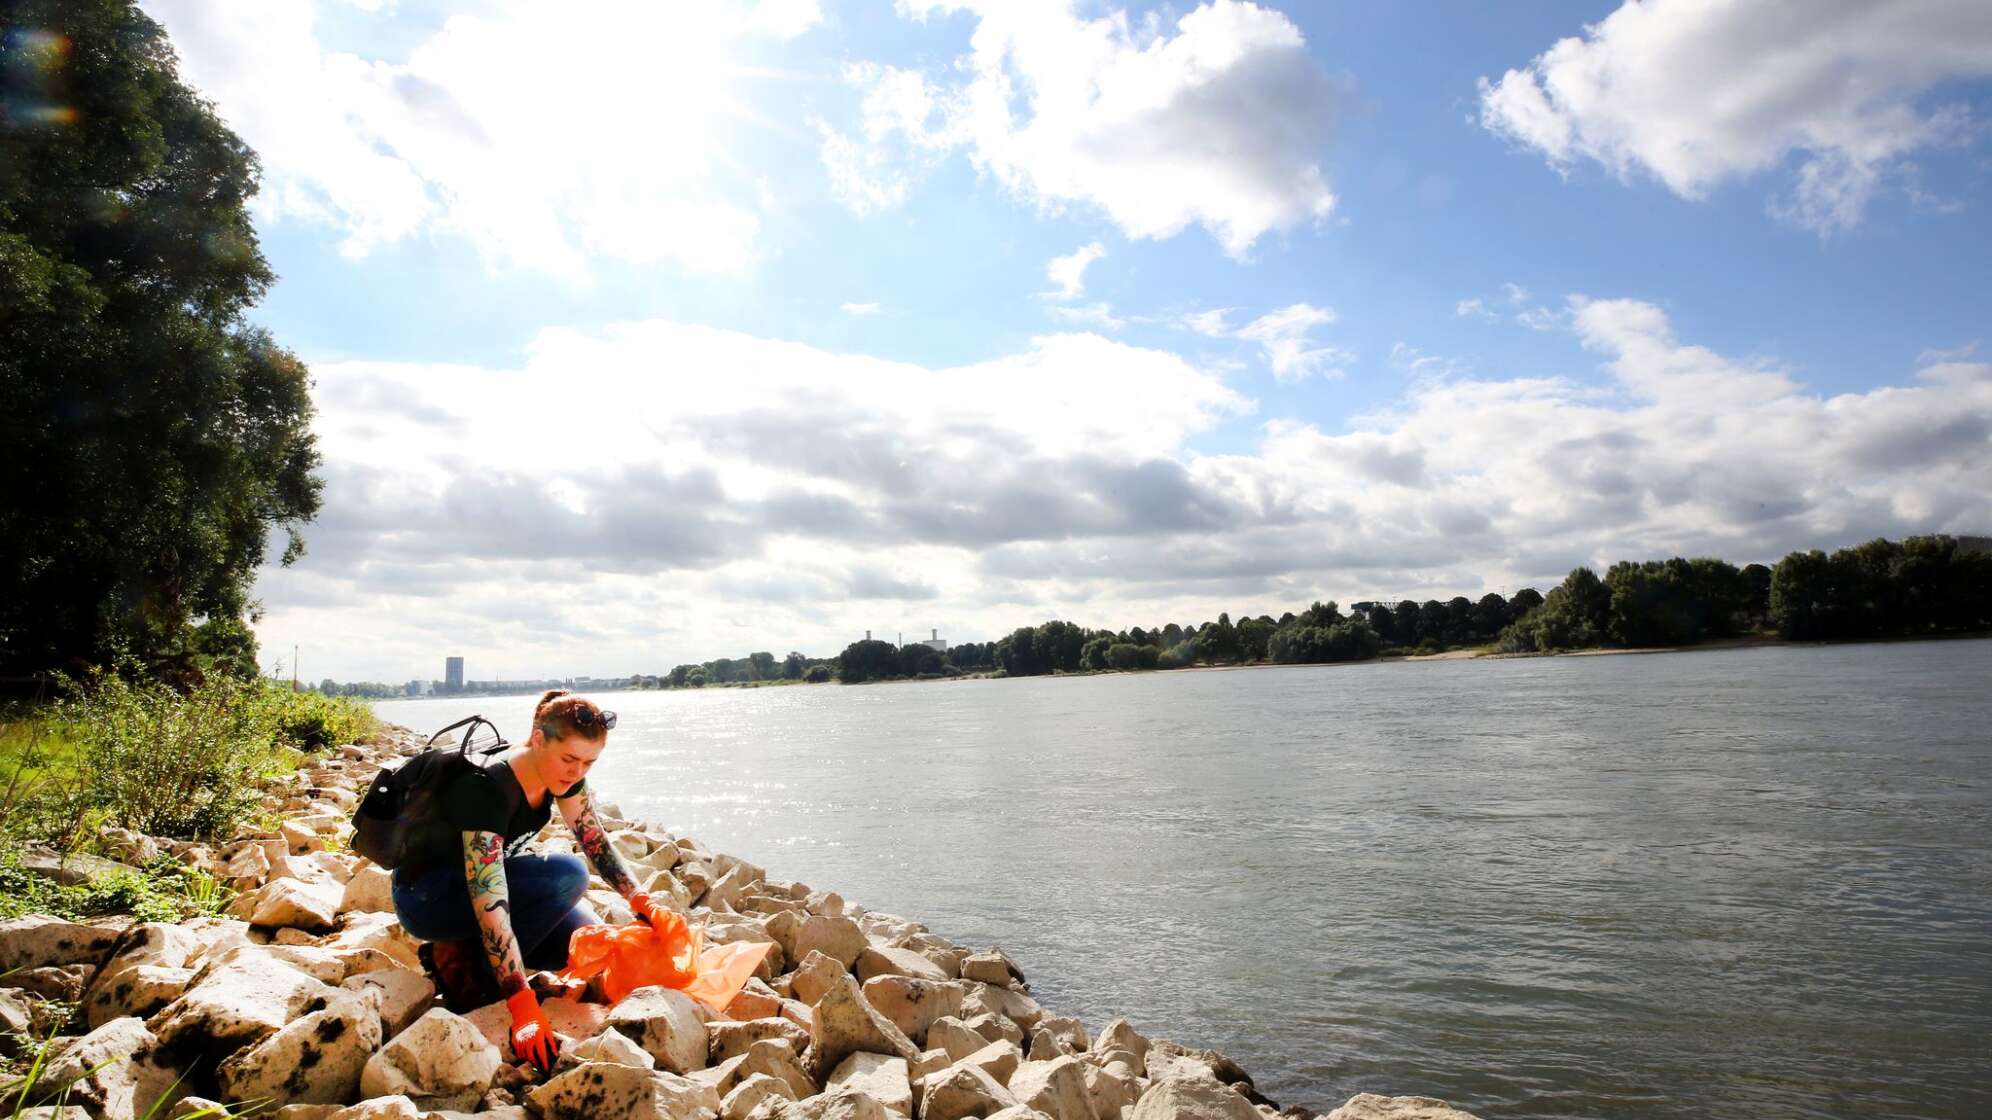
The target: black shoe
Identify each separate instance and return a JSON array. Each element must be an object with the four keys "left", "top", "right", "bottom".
[{"left": 419, "top": 938, "right": 500, "bottom": 1011}]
